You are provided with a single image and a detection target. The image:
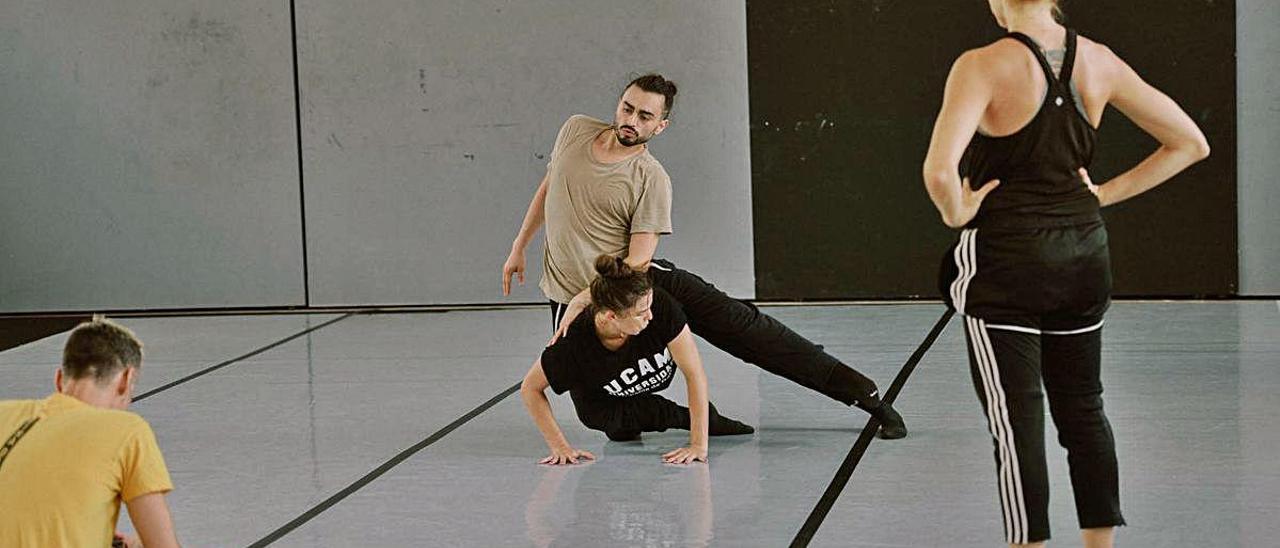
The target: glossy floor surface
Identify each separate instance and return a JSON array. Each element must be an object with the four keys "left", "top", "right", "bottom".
[{"left": 2, "top": 301, "right": 1276, "bottom": 547}]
